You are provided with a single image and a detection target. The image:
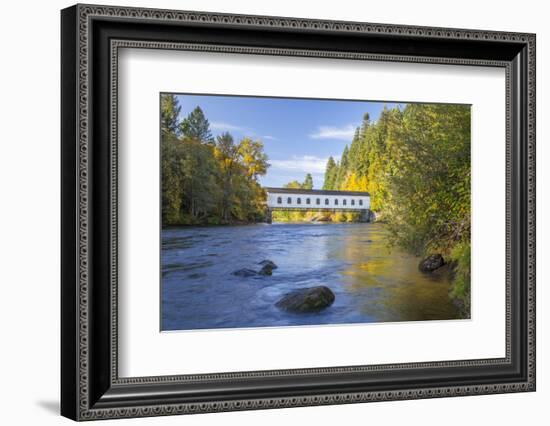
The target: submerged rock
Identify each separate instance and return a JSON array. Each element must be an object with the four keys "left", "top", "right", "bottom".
[
  {"left": 233, "top": 260, "right": 278, "bottom": 277},
  {"left": 258, "top": 259, "right": 278, "bottom": 269},
  {"left": 275, "top": 286, "right": 335, "bottom": 313},
  {"left": 258, "top": 264, "right": 274, "bottom": 276},
  {"left": 316, "top": 215, "right": 331, "bottom": 222},
  {"left": 257, "top": 260, "right": 278, "bottom": 275},
  {"left": 232, "top": 268, "right": 258, "bottom": 277},
  {"left": 188, "top": 273, "right": 206, "bottom": 279},
  {"left": 418, "top": 254, "right": 445, "bottom": 272}
]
